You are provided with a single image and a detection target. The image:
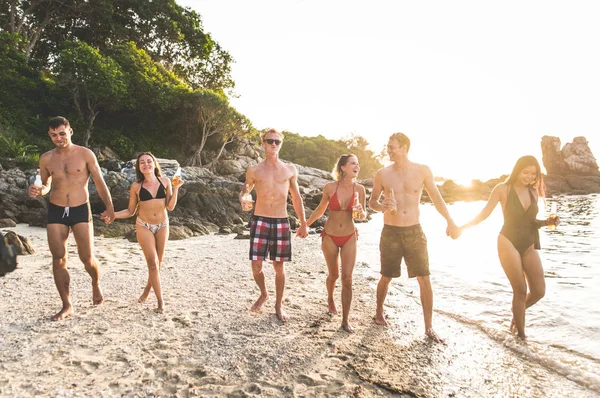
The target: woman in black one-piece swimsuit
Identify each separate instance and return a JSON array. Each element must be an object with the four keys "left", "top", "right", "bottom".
[{"left": 459, "top": 156, "right": 559, "bottom": 339}]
